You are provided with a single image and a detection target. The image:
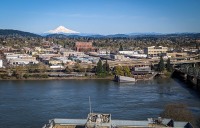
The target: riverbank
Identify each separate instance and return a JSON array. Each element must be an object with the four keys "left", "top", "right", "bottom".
[
  {"left": 0, "top": 75, "right": 170, "bottom": 81},
  {"left": 0, "top": 75, "right": 161, "bottom": 81},
  {"left": 0, "top": 76, "right": 115, "bottom": 81},
  {"left": 0, "top": 72, "right": 172, "bottom": 81}
]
